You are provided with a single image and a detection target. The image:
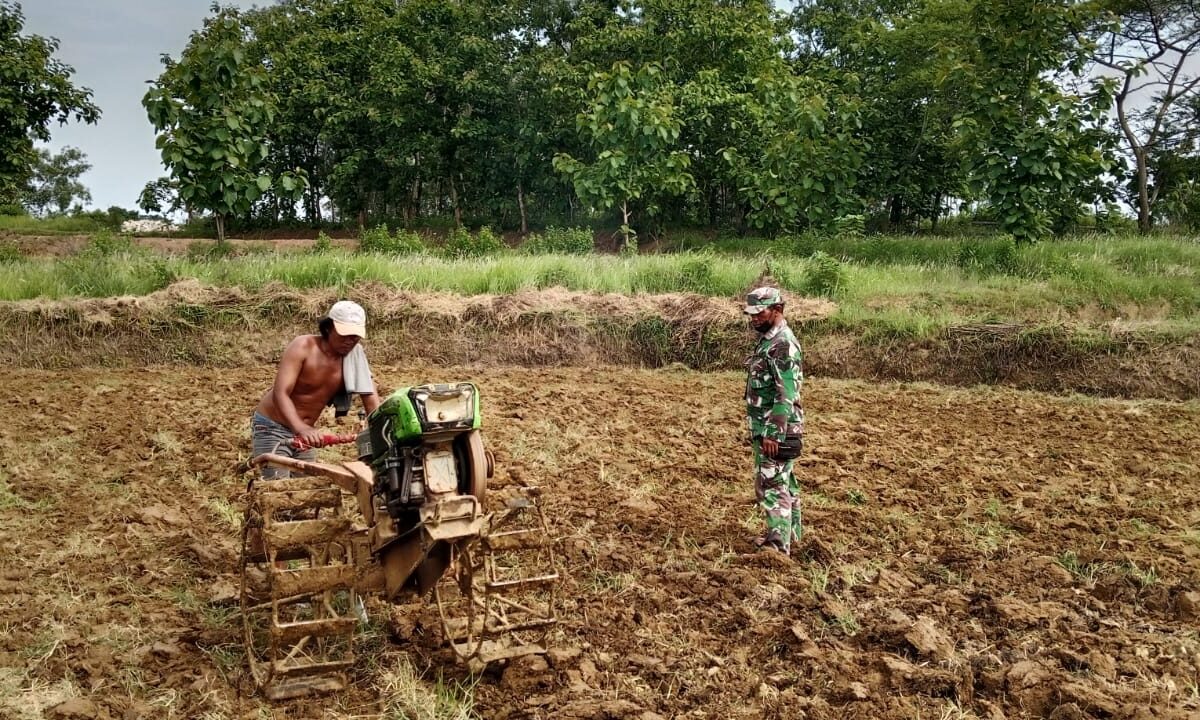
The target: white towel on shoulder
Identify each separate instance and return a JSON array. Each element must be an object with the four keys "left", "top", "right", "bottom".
[{"left": 343, "top": 345, "right": 375, "bottom": 395}]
